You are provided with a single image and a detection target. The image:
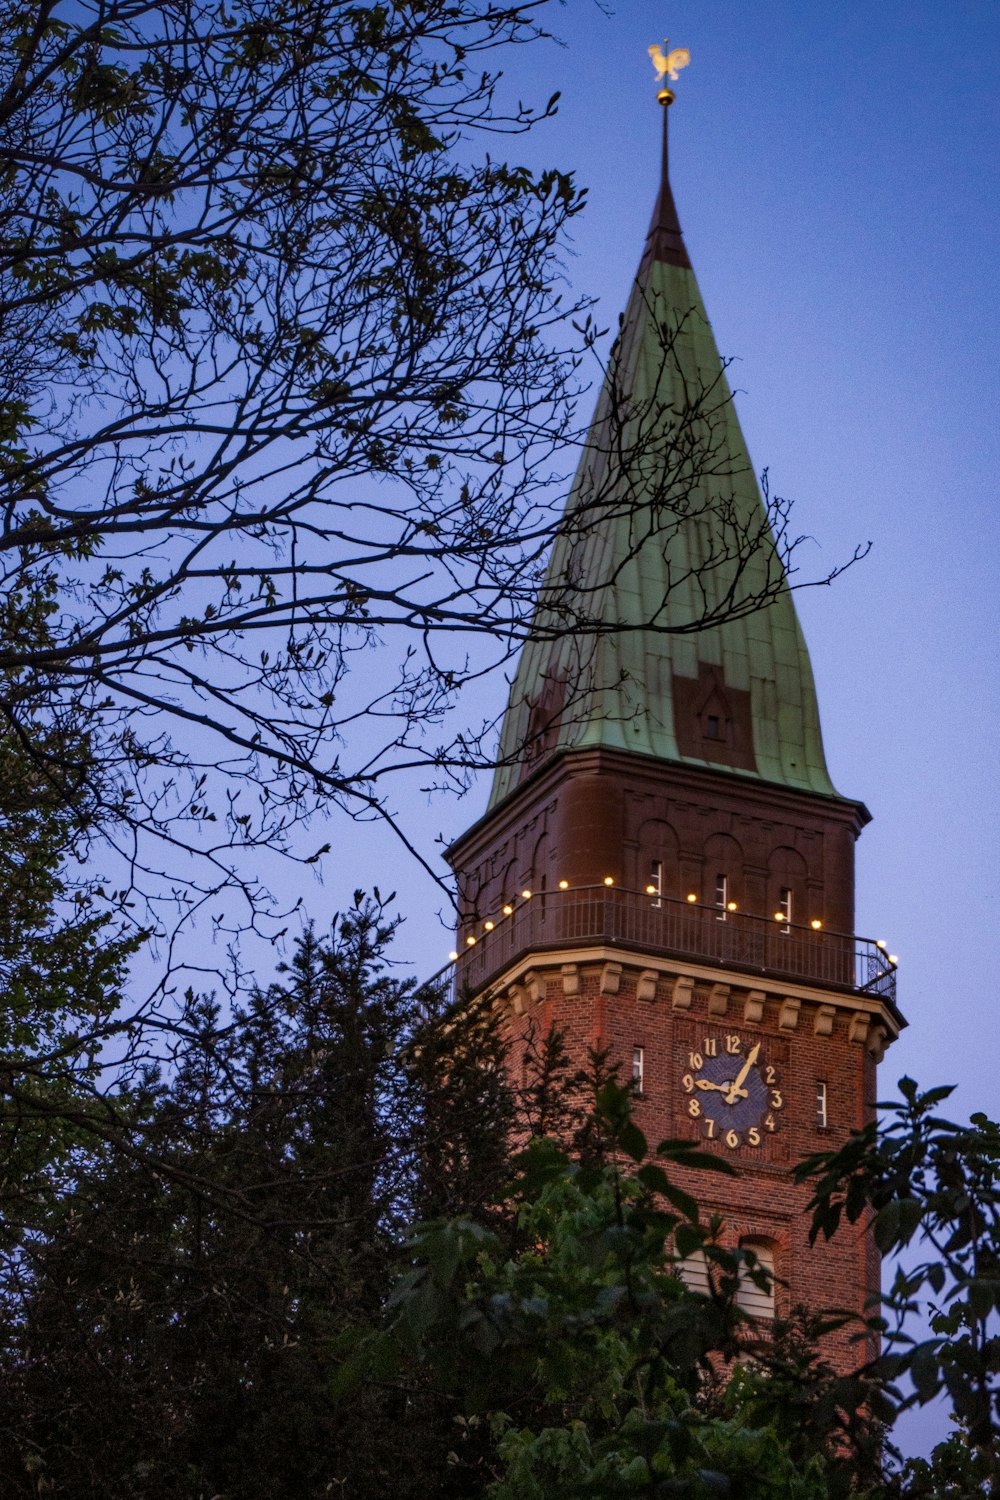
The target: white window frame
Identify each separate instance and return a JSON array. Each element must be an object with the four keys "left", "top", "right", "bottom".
[
  {"left": 715, "top": 872, "right": 729, "bottom": 921},
  {"left": 777, "top": 885, "right": 792, "bottom": 934},
  {"left": 816, "top": 1081, "right": 828, "bottom": 1129},
  {"left": 632, "top": 1045, "right": 645, "bottom": 1094},
  {"left": 649, "top": 859, "right": 662, "bottom": 909}
]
